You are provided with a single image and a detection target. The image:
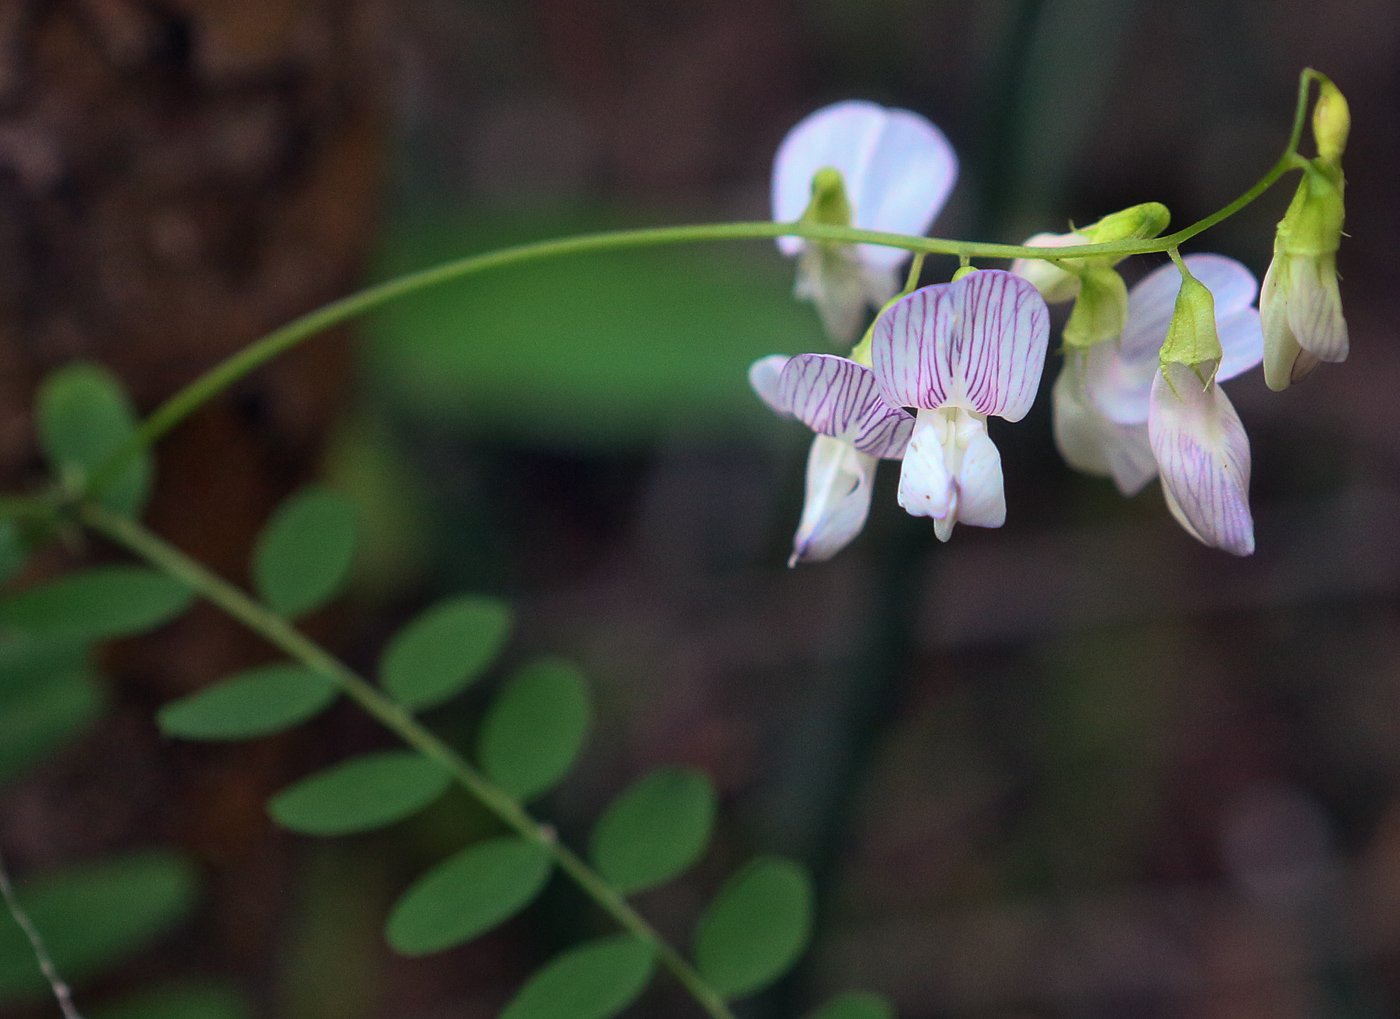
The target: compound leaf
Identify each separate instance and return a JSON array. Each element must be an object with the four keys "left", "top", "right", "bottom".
[
  {"left": 0, "top": 850, "right": 198, "bottom": 1003},
  {"left": 36, "top": 362, "right": 151, "bottom": 516},
  {"left": 252, "top": 488, "right": 358, "bottom": 618},
  {"left": 0, "top": 567, "right": 193, "bottom": 640},
  {"left": 477, "top": 658, "right": 589, "bottom": 801},
  {"left": 692, "top": 857, "right": 814, "bottom": 999},
  {"left": 380, "top": 595, "right": 512, "bottom": 711},
  {"left": 268, "top": 750, "right": 450, "bottom": 836},
  {"left": 499, "top": 935, "right": 655, "bottom": 1019},
  {"left": 590, "top": 767, "right": 715, "bottom": 894},
  {"left": 385, "top": 835, "right": 552, "bottom": 955},
  {"left": 158, "top": 664, "right": 339, "bottom": 741}
]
